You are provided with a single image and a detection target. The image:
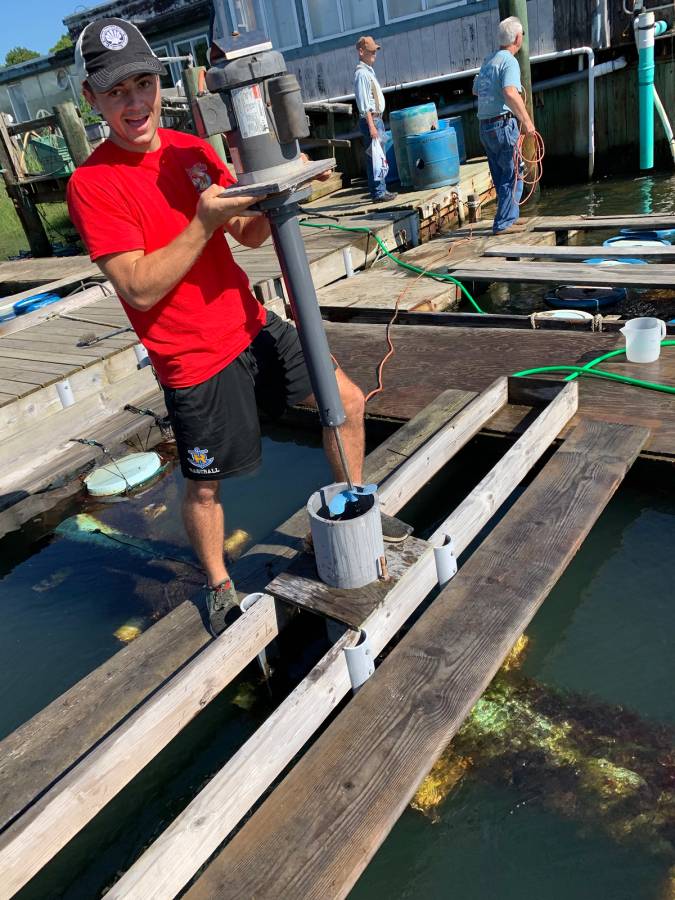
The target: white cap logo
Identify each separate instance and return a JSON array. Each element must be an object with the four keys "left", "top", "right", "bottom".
[{"left": 100, "top": 24, "right": 128, "bottom": 51}]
